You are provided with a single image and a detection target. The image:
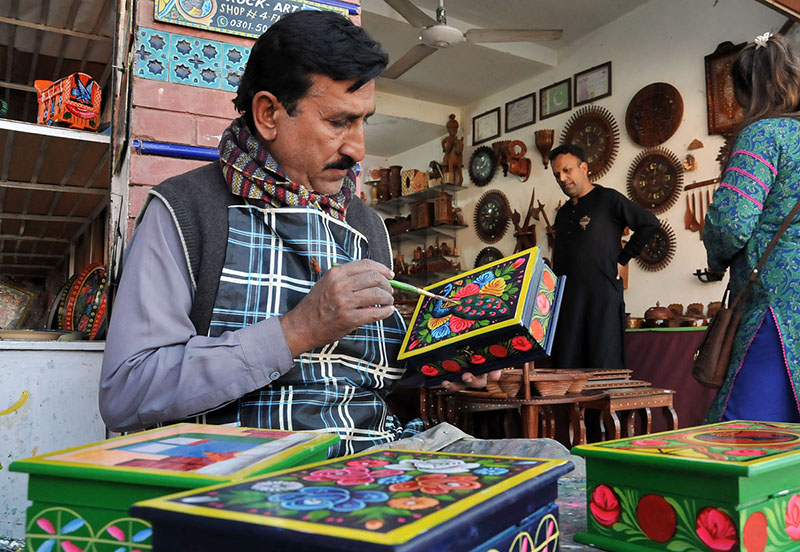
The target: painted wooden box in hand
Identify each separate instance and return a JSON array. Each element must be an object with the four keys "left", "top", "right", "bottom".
[
  {"left": 397, "top": 246, "right": 565, "bottom": 385},
  {"left": 573, "top": 420, "right": 800, "bottom": 552},
  {"left": 131, "top": 449, "right": 572, "bottom": 552},
  {"left": 9, "top": 423, "right": 338, "bottom": 552}
]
